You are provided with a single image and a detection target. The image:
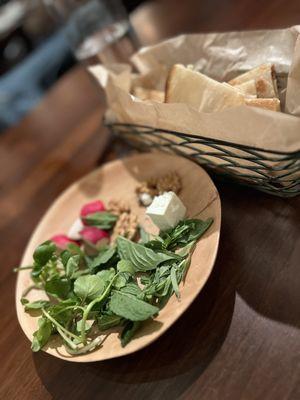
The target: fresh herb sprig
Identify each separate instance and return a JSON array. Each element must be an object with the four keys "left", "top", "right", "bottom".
[{"left": 17, "top": 217, "right": 213, "bottom": 355}]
